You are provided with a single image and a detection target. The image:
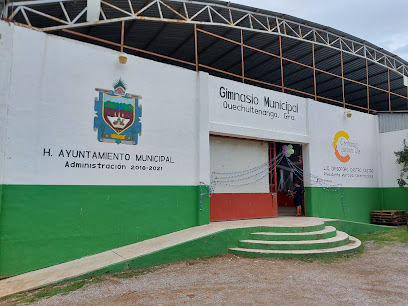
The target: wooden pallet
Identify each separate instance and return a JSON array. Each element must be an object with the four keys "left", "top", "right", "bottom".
[
  {"left": 371, "top": 210, "right": 407, "bottom": 225},
  {"left": 371, "top": 219, "right": 407, "bottom": 225}
]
